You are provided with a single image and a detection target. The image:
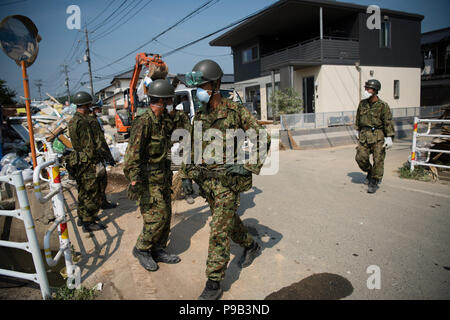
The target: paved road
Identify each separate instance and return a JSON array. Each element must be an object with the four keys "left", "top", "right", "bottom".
[
  {"left": 66, "top": 141, "right": 449, "bottom": 300},
  {"left": 223, "top": 141, "right": 450, "bottom": 300}
]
